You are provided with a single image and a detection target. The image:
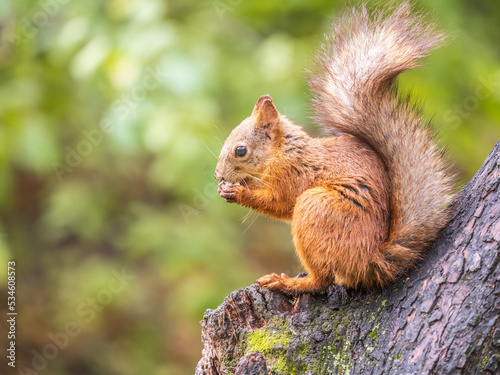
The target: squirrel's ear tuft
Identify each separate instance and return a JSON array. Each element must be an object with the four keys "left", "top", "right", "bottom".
[
  {"left": 252, "top": 95, "right": 279, "bottom": 129},
  {"left": 252, "top": 94, "right": 273, "bottom": 115}
]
